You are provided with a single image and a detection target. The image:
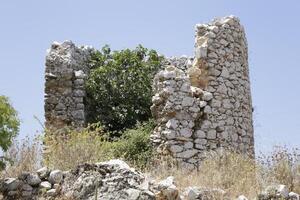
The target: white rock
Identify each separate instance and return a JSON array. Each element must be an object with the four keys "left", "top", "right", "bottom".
[
  {"left": 40, "top": 181, "right": 52, "bottom": 190},
  {"left": 277, "top": 184, "right": 289, "bottom": 198},
  {"left": 203, "top": 106, "right": 212, "bottom": 114},
  {"left": 182, "top": 97, "right": 194, "bottom": 107},
  {"left": 216, "top": 84, "right": 227, "bottom": 94},
  {"left": 237, "top": 195, "right": 248, "bottom": 200},
  {"left": 199, "top": 101, "right": 207, "bottom": 108},
  {"left": 195, "top": 46, "right": 207, "bottom": 58},
  {"left": 210, "top": 26, "right": 219, "bottom": 33},
  {"left": 163, "top": 71, "right": 176, "bottom": 79},
  {"left": 219, "top": 39, "right": 229, "bottom": 46},
  {"left": 211, "top": 99, "right": 221, "bottom": 108},
  {"left": 26, "top": 174, "right": 41, "bottom": 186},
  {"left": 207, "top": 130, "right": 217, "bottom": 139},
  {"left": 49, "top": 170, "right": 63, "bottom": 184},
  {"left": 176, "top": 149, "right": 198, "bottom": 159},
  {"left": 126, "top": 188, "right": 140, "bottom": 200},
  {"left": 100, "top": 159, "right": 130, "bottom": 170},
  {"left": 179, "top": 128, "right": 192, "bottom": 138},
  {"left": 37, "top": 167, "right": 49, "bottom": 179},
  {"left": 22, "top": 184, "right": 33, "bottom": 191},
  {"left": 74, "top": 70, "right": 85, "bottom": 78},
  {"left": 162, "top": 130, "right": 176, "bottom": 139},
  {"left": 4, "top": 178, "right": 20, "bottom": 191},
  {"left": 180, "top": 82, "right": 190, "bottom": 92},
  {"left": 194, "top": 139, "right": 207, "bottom": 145},
  {"left": 184, "top": 142, "right": 193, "bottom": 149},
  {"left": 223, "top": 99, "right": 233, "bottom": 109},
  {"left": 202, "top": 91, "right": 213, "bottom": 101},
  {"left": 195, "top": 130, "right": 206, "bottom": 138},
  {"left": 157, "top": 176, "right": 180, "bottom": 200},
  {"left": 208, "top": 52, "right": 218, "bottom": 58},
  {"left": 170, "top": 145, "right": 184, "bottom": 153},
  {"left": 46, "top": 188, "right": 57, "bottom": 197},
  {"left": 289, "top": 192, "right": 300, "bottom": 200},
  {"left": 220, "top": 67, "right": 230, "bottom": 78},
  {"left": 166, "top": 119, "right": 179, "bottom": 130}
]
